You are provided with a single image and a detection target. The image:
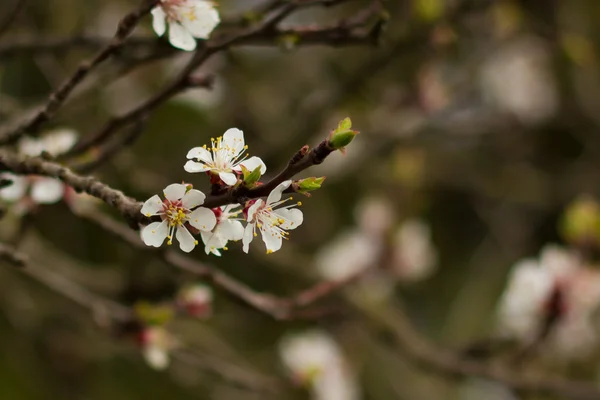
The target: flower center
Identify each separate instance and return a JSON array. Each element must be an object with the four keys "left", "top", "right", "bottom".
[{"left": 162, "top": 200, "right": 189, "bottom": 227}]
